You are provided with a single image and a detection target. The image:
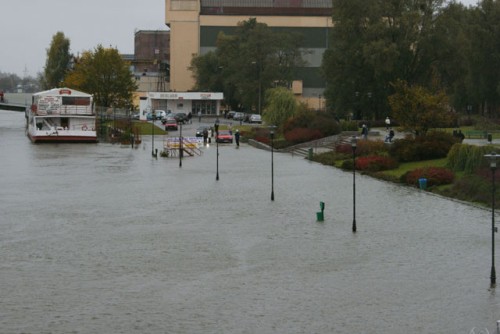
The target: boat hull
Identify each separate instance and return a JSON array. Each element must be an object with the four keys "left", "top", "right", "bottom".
[{"left": 27, "top": 133, "right": 98, "bottom": 143}]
